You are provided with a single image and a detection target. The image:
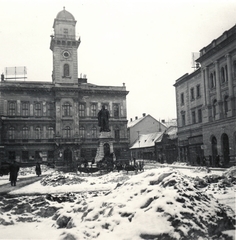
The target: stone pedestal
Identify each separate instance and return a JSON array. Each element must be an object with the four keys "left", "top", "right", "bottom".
[{"left": 95, "top": 131, "right": 115, "bottom": 162}]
